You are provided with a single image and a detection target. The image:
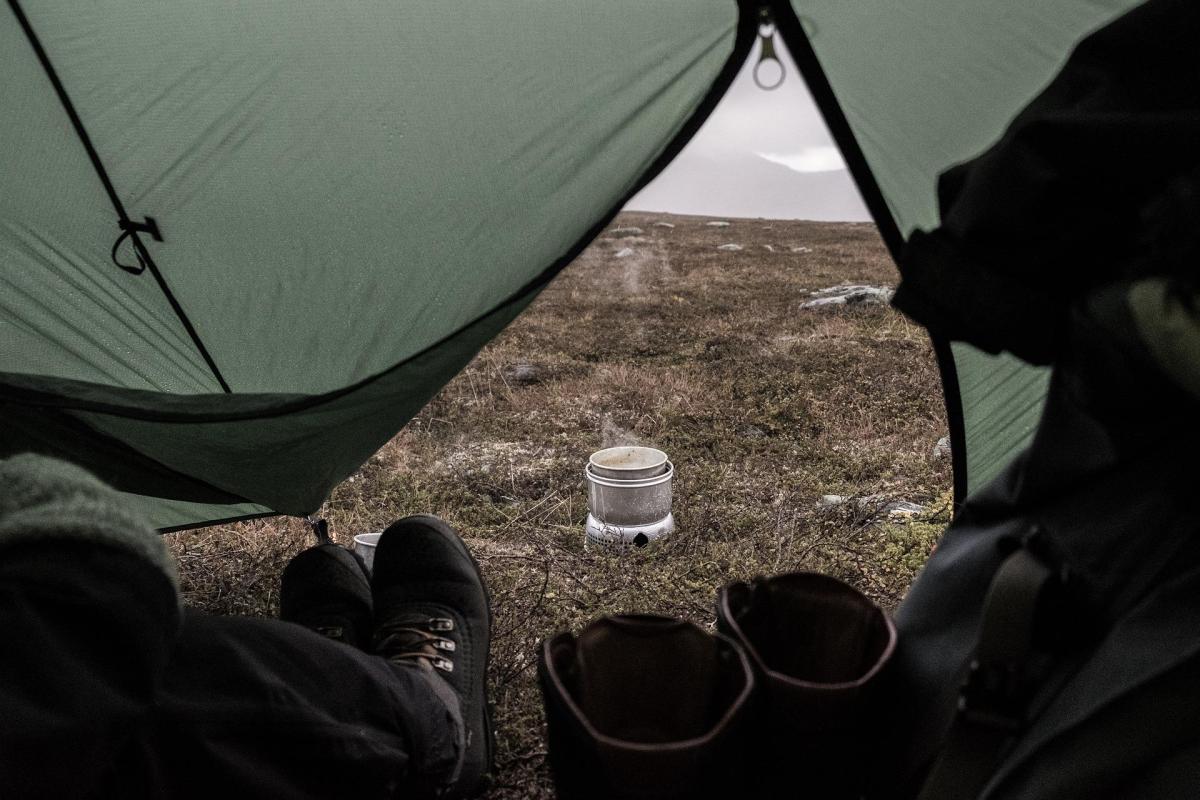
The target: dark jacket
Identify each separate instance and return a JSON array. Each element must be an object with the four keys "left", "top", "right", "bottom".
[{"left": 885, "top": 0, "right": 1200, "bottom": 795}]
